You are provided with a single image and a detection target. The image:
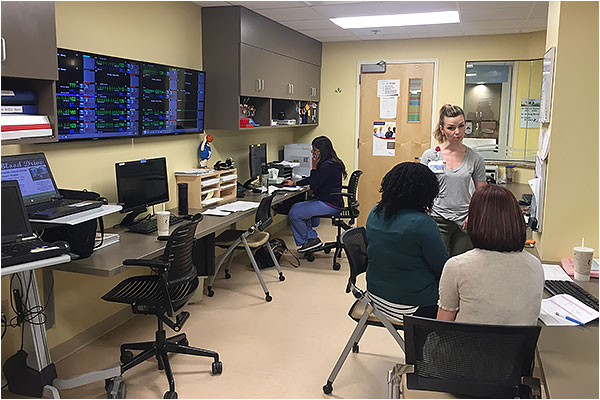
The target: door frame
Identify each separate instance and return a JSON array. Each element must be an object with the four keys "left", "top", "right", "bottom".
[{"left": 353, "top": 59, "right": 439, "bottom": 170}]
